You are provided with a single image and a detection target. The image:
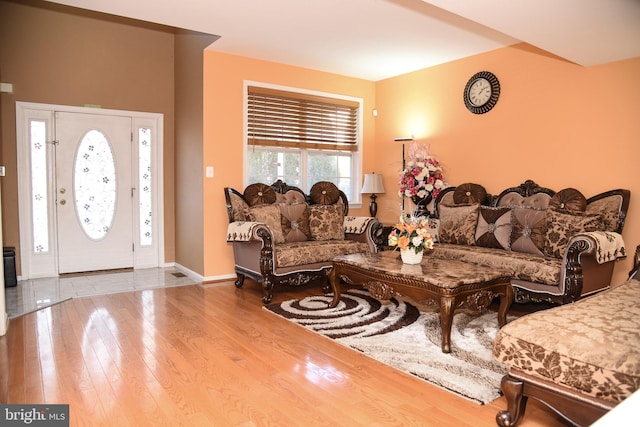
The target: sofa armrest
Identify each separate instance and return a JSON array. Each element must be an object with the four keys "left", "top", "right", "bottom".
[
  {"left": 569, "top": 231, "right": 626, "bottom": 264},
  {"left": 226, "top": 221, "right": 271, "bottom": 242},
  {"left": 561, "top": 232, "right": 626, "bottom": 302},
  {"left": 343, "top": 216, "right": 382, "bottom": 252}
]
